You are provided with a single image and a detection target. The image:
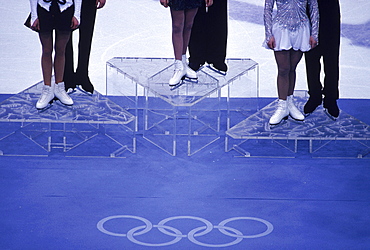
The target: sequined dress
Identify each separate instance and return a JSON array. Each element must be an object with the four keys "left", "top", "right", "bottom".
[
  {"left": 263, "top": 0, "right": 319, "bottom": 52},
  {"left": 169, "top": 0, "right": 203, "bottom": 11}
]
